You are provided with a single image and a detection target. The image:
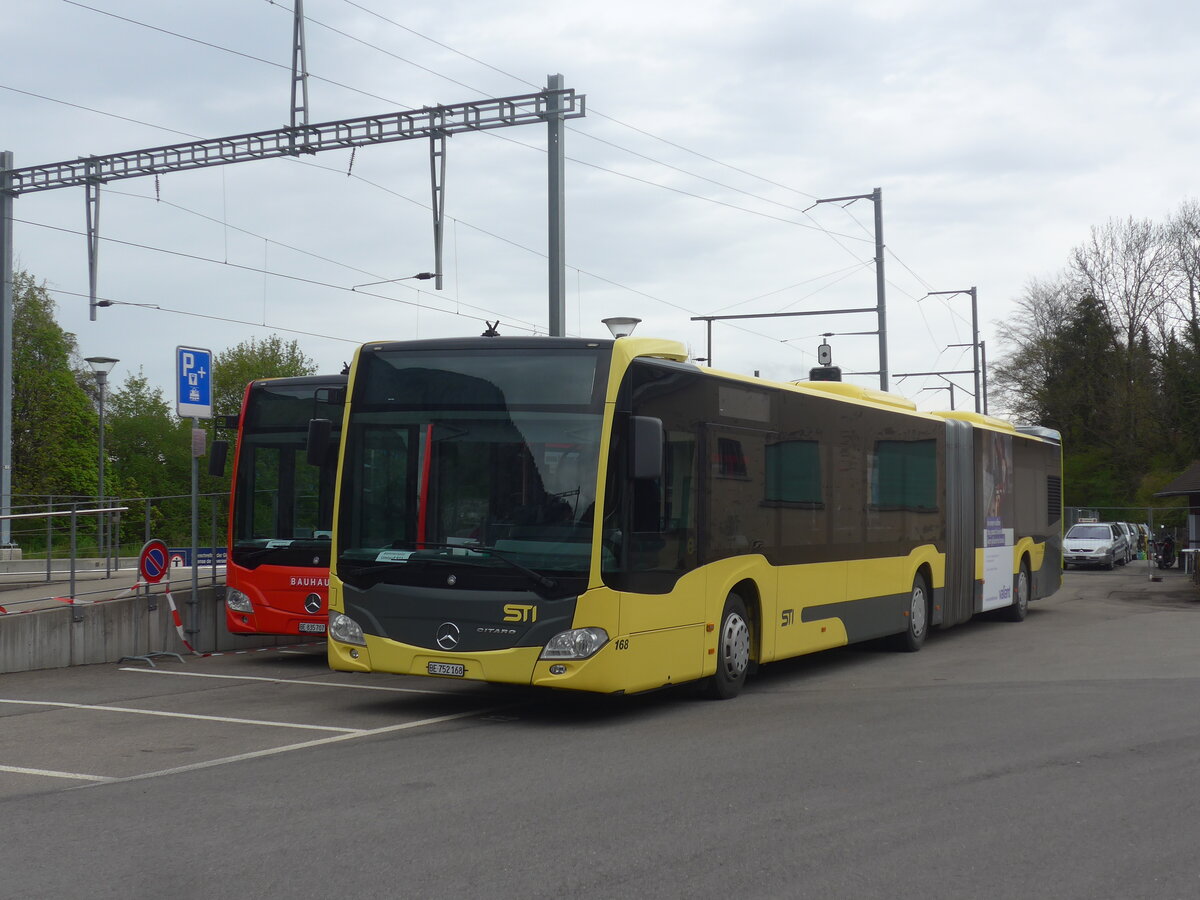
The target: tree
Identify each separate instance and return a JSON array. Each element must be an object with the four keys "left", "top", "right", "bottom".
[
  {"left": 1167, "top": 199, "right": 1200, "bottom": 326},
  {"left": 1072, "top": 217, "right": 1172, "bottom": 355},
  {"left": 990, "top": 274, "right": 1077, "bottom": 424},
  {"left": 10, "top": 272, "right": 98, "bottom": 507},
  {"left": 212, "top": 334, "right": 317, "bottom": 420},
  {"left": 992, "top": 202, "right": 1200, "bottom": 512},
  {"left": 105, "top": 370, "right": 195, "bottom": 548}
]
